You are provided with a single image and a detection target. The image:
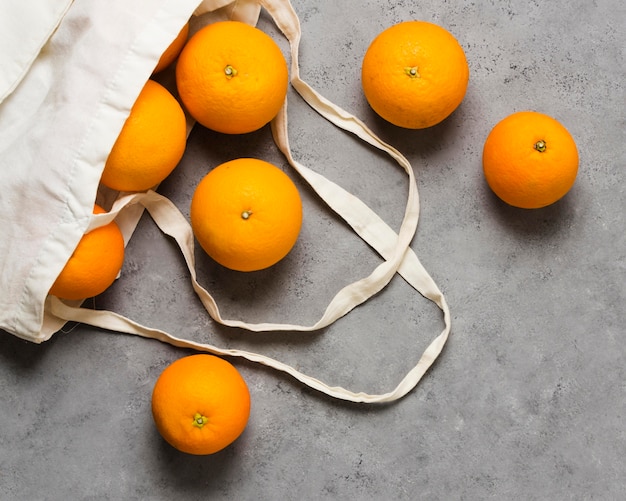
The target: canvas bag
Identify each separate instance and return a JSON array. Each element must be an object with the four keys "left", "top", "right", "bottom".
[{"left": 0, "top": 0, "right": 451, "bottom": 403}]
